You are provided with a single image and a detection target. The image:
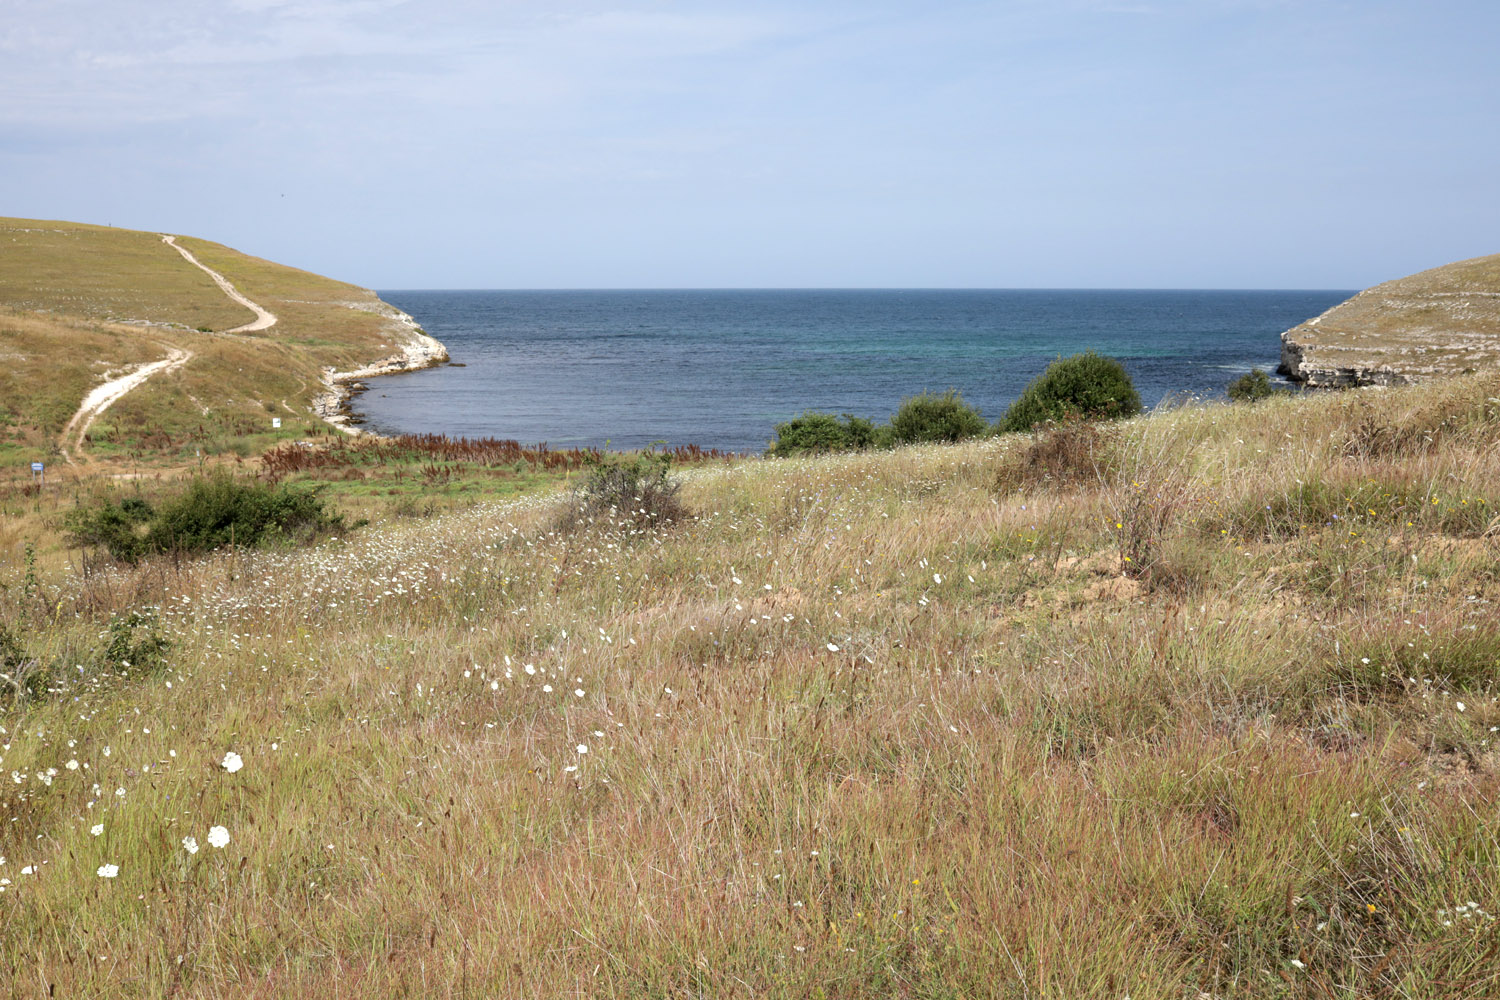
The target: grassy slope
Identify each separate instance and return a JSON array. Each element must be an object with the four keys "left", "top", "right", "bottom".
[
  {"left": 3, "top": 376, "right": 1500, "bottom": 997},
  {"left": 0, "top": 218, "right": 418, "bottom": 471},
  {"left": 1286, "top": 252, "right": 1500, "bottom": 380}
]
